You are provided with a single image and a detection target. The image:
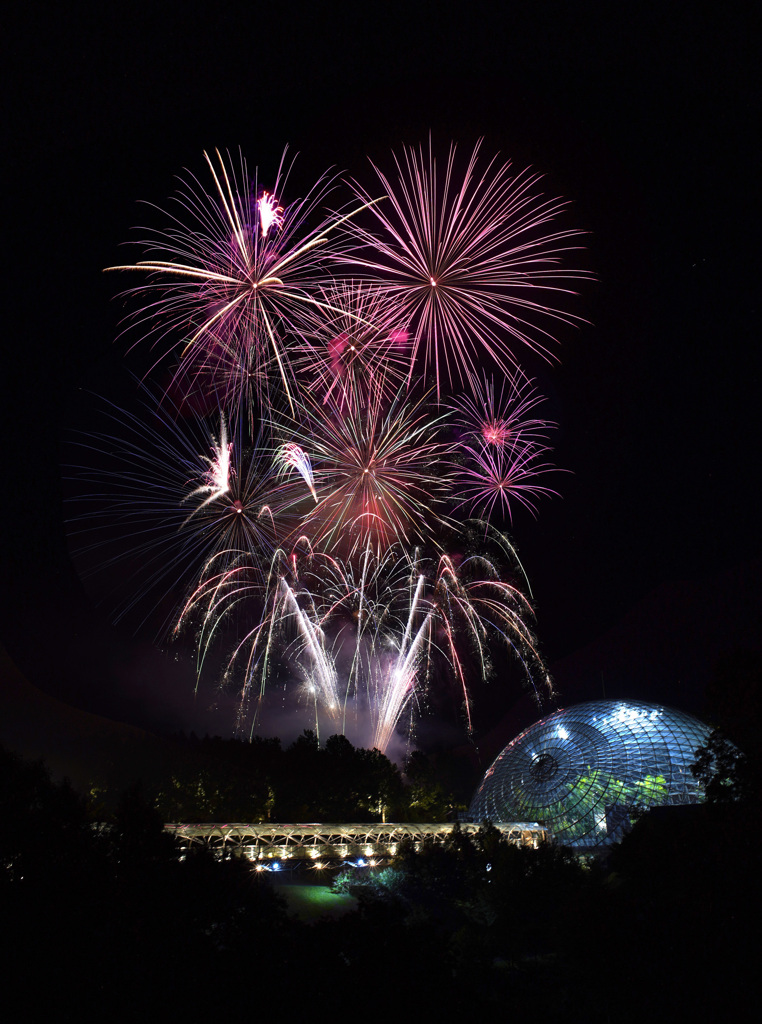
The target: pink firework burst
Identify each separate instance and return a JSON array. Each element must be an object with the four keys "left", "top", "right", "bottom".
[
  {"left": 452, "top": 370, "right": 553, "bottom": 450},
  {"left": 291, "top": 282, "right": 412, "bottom": 410},
  {"left": 107, "top": 149, "right": 372, "bottom": 415},
  {"left": 454, "top": 436, "right": 560, "bottom": 523},
  {"left": 450, "top": 370, "right": 560, "bottom": 522},
  {"left": 282, "top": 380, "right": 454, "bottom": 556},
  {"left": 343, "top": 139, "right": 590, "bottom": 395}
]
